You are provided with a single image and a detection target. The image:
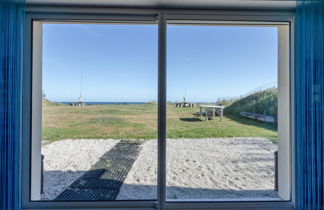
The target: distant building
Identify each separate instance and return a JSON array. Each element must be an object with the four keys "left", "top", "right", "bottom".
[
  {"left": 69, "top": 102, "right": 85, "bottom": 106},
  {"left": 175, "top": 97, "right": 195, "bottom": 108},
  {"left": 69, "top": 96, "right": 85, "bottom": 106}
]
